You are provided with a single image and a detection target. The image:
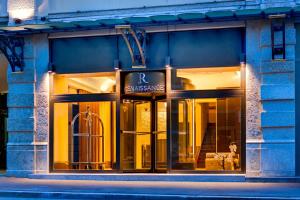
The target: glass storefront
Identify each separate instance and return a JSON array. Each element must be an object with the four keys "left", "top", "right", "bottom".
[
  {"left": 50, "top": 66, "right": 244, "bottom": 173},
  {"left": 53, "top": 101, "right": 116, "bottom": 171},
  {"left": 171, "top": 98, "right": 241, "bottom": 171},
  {"left": 53, "top": 73, "right": 116, "bottom": 95},
  {"left": 172, "top": 67, "right": 241, "bottom": 90},
  {"left": 170, "top": 67, "right": 243, "bottom": 172},
  {"left": 51, "top": 73, "right": 117, "bottom": 171}
]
